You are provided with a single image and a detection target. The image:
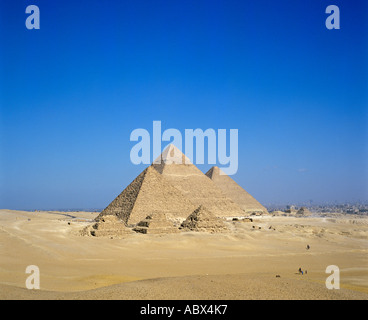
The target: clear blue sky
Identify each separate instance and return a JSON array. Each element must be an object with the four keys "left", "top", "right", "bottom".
[{"left": 1, "top": 0, "right": 367, "bottom": 210}]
